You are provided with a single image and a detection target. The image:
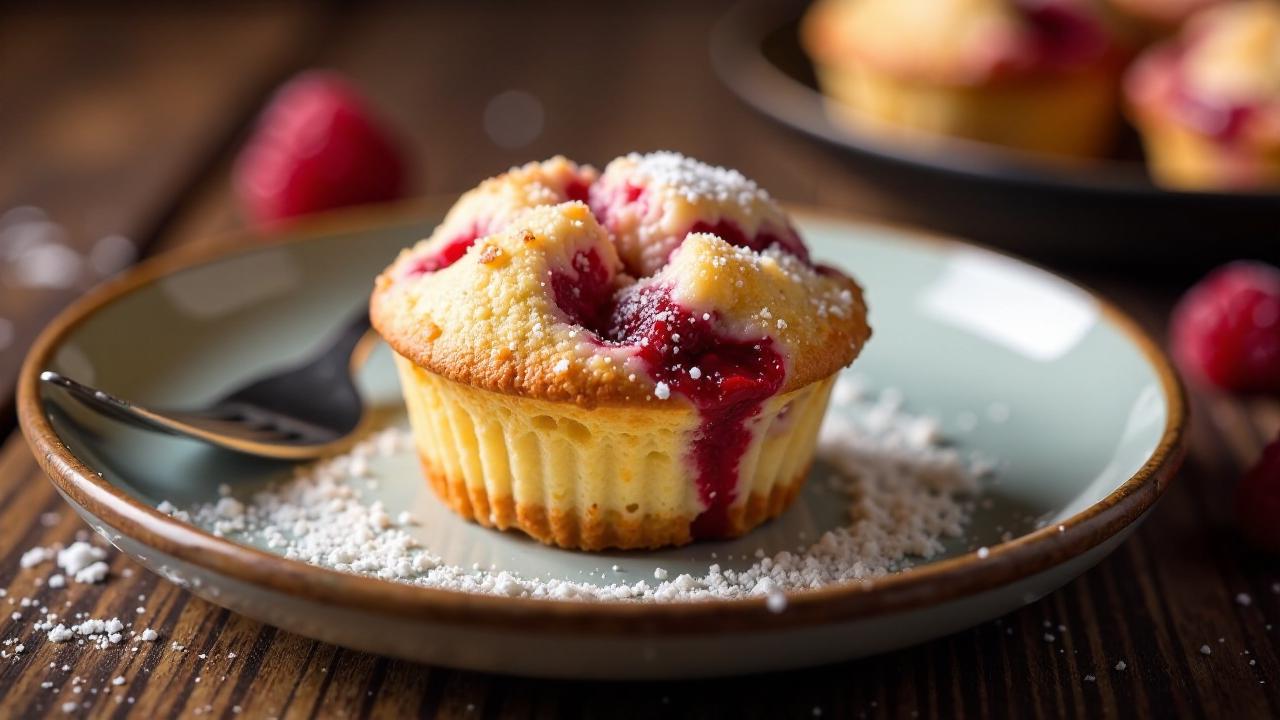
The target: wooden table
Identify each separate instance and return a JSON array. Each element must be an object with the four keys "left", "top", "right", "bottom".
[{"left": 1, "top": 4, "right": 1276, "bottom": 717}]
